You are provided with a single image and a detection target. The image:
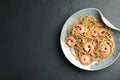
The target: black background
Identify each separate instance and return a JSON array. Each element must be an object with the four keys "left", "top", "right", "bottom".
[{"left": 1, "top": 0, "right": 120, "bottom": 80}]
